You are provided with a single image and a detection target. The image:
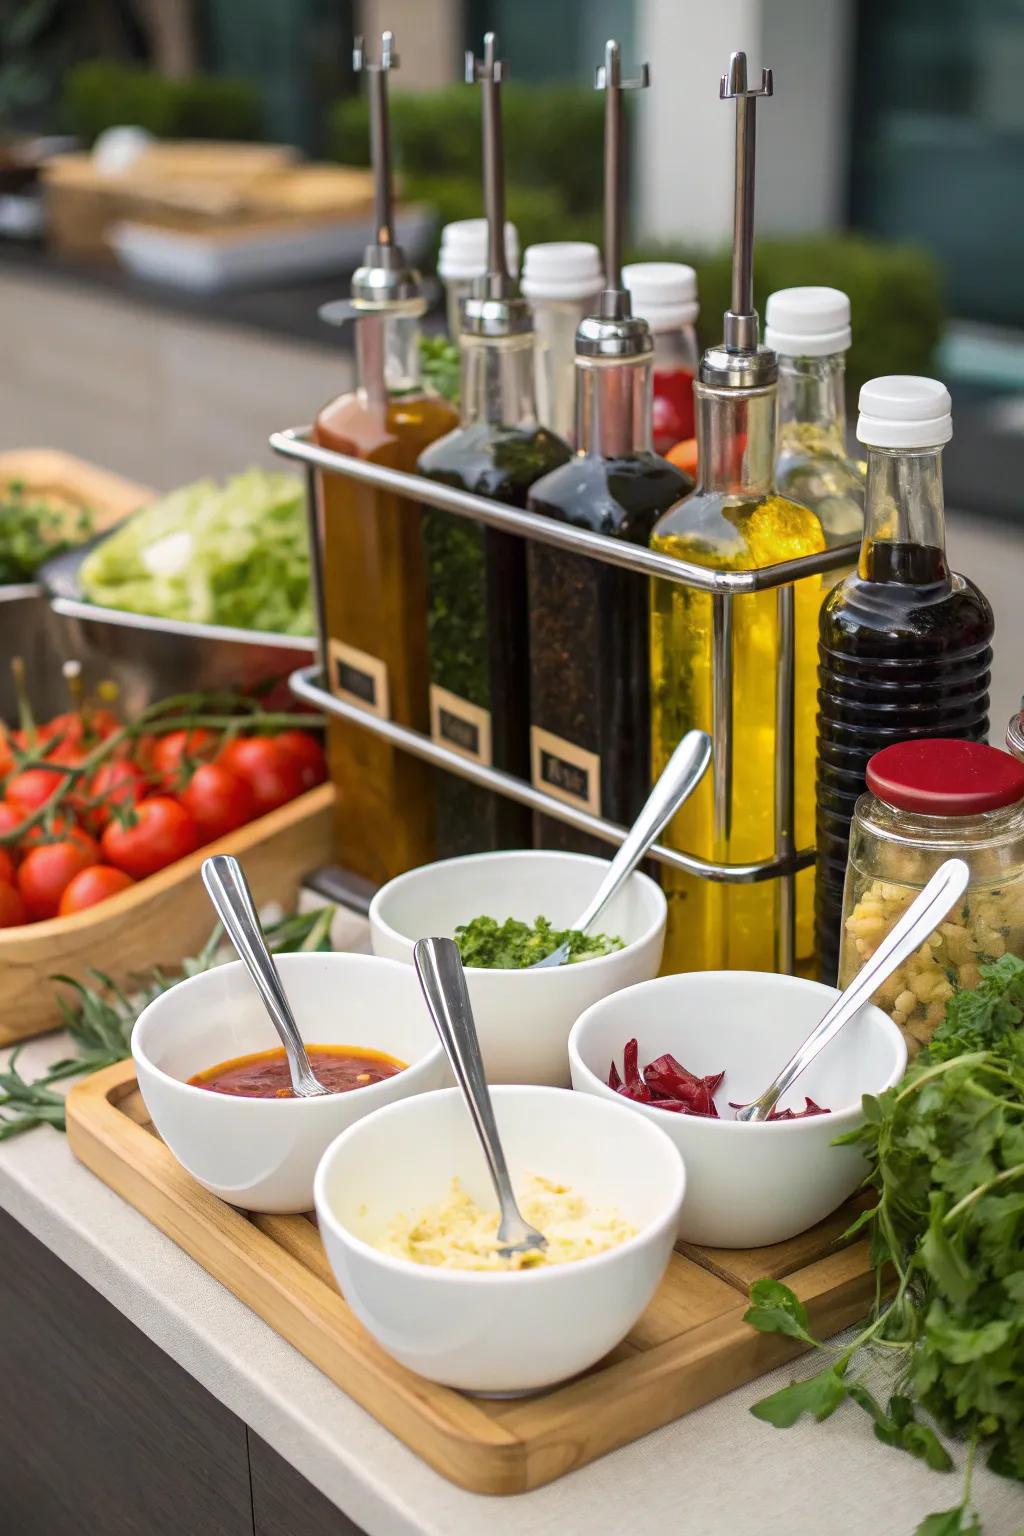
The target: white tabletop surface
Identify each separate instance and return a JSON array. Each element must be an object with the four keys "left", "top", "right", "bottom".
[{"left": 2, "top": 975, "right": 1021, "bottom": 1536}]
